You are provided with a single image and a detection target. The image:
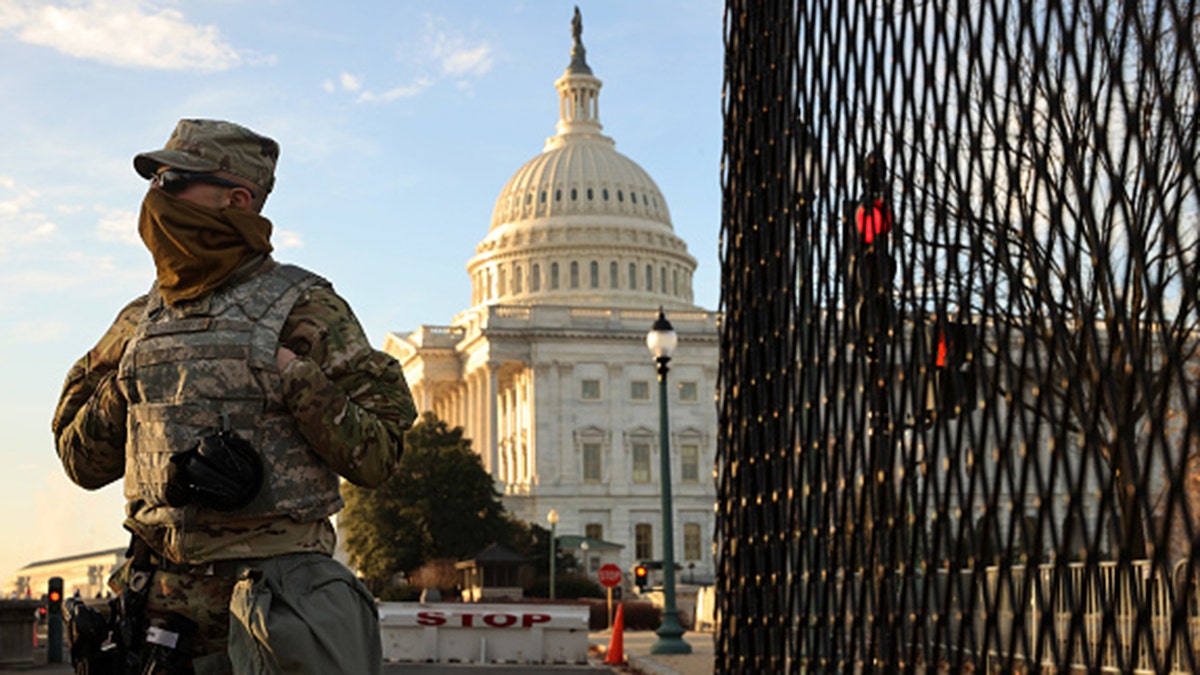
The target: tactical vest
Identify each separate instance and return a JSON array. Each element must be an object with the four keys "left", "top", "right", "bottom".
[{"left": 117, "top": 264, "right": 344, "bottom": 531}]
